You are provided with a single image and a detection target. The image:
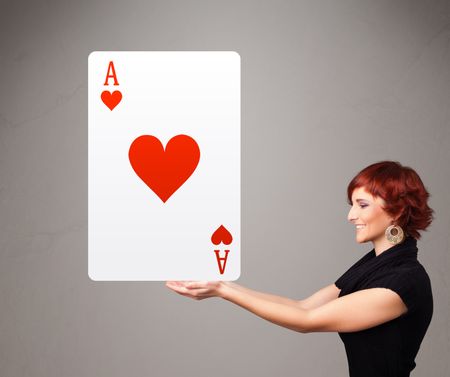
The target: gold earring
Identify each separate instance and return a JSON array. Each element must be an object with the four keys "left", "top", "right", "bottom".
[{"left": 385, "top": 224, "right": 404, "bottom": 245}]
